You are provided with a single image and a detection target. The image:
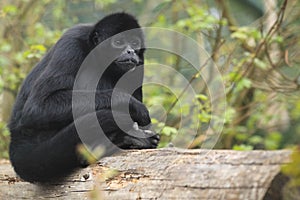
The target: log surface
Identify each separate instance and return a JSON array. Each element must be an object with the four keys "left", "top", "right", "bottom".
[{"left": 0, "top": 148, "right": 291, "bottom": 200}]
